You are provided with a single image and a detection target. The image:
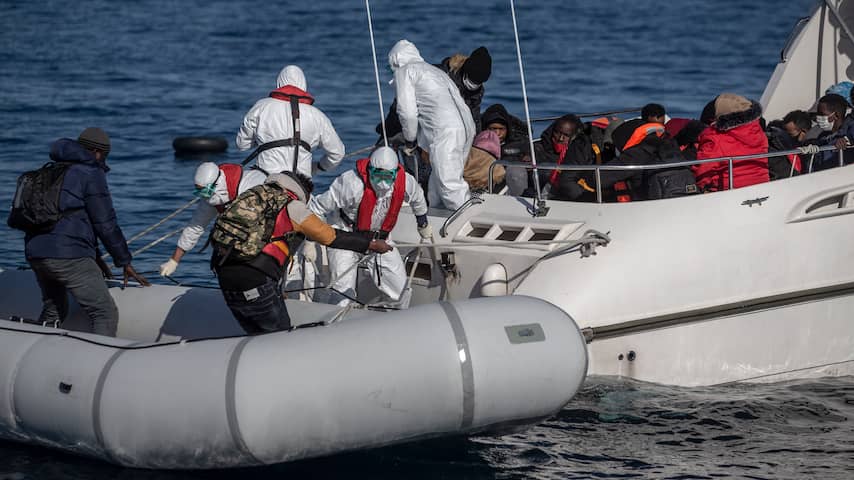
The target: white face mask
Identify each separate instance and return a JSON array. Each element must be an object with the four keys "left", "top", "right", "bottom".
[
  {"left": 371, "top": 178, "right": 394, "bottom": 195},
  {"left": 815, "top": 115, "right": 834, "bottom": 132}
]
